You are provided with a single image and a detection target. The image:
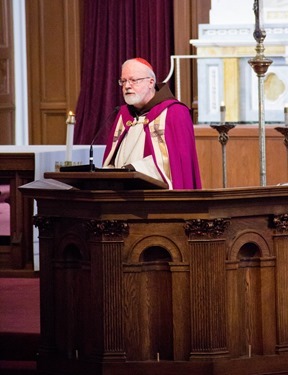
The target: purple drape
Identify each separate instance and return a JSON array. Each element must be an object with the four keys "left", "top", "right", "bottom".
[{"left": 74, "top": 0, "right": 174, "bottom": 145}]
